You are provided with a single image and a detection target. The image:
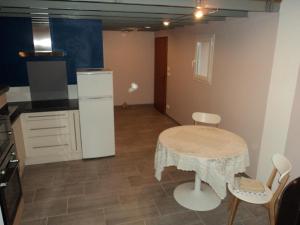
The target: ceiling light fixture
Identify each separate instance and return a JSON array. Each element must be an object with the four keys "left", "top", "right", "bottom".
[
  {"left": 194, "top": 0, "right": 204, "bottom": 19},
  {"left": 163, "top": 20, "right": 170, "bottom": 27},
  {"left": 145, "top": 26, "right": 151, "bottom": 29},
  {"left": 194, "top": 8, "right": 204, "bottom": 19},
  {"left": 193, "top": 0, "right": 219, "bottom": 20}
]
